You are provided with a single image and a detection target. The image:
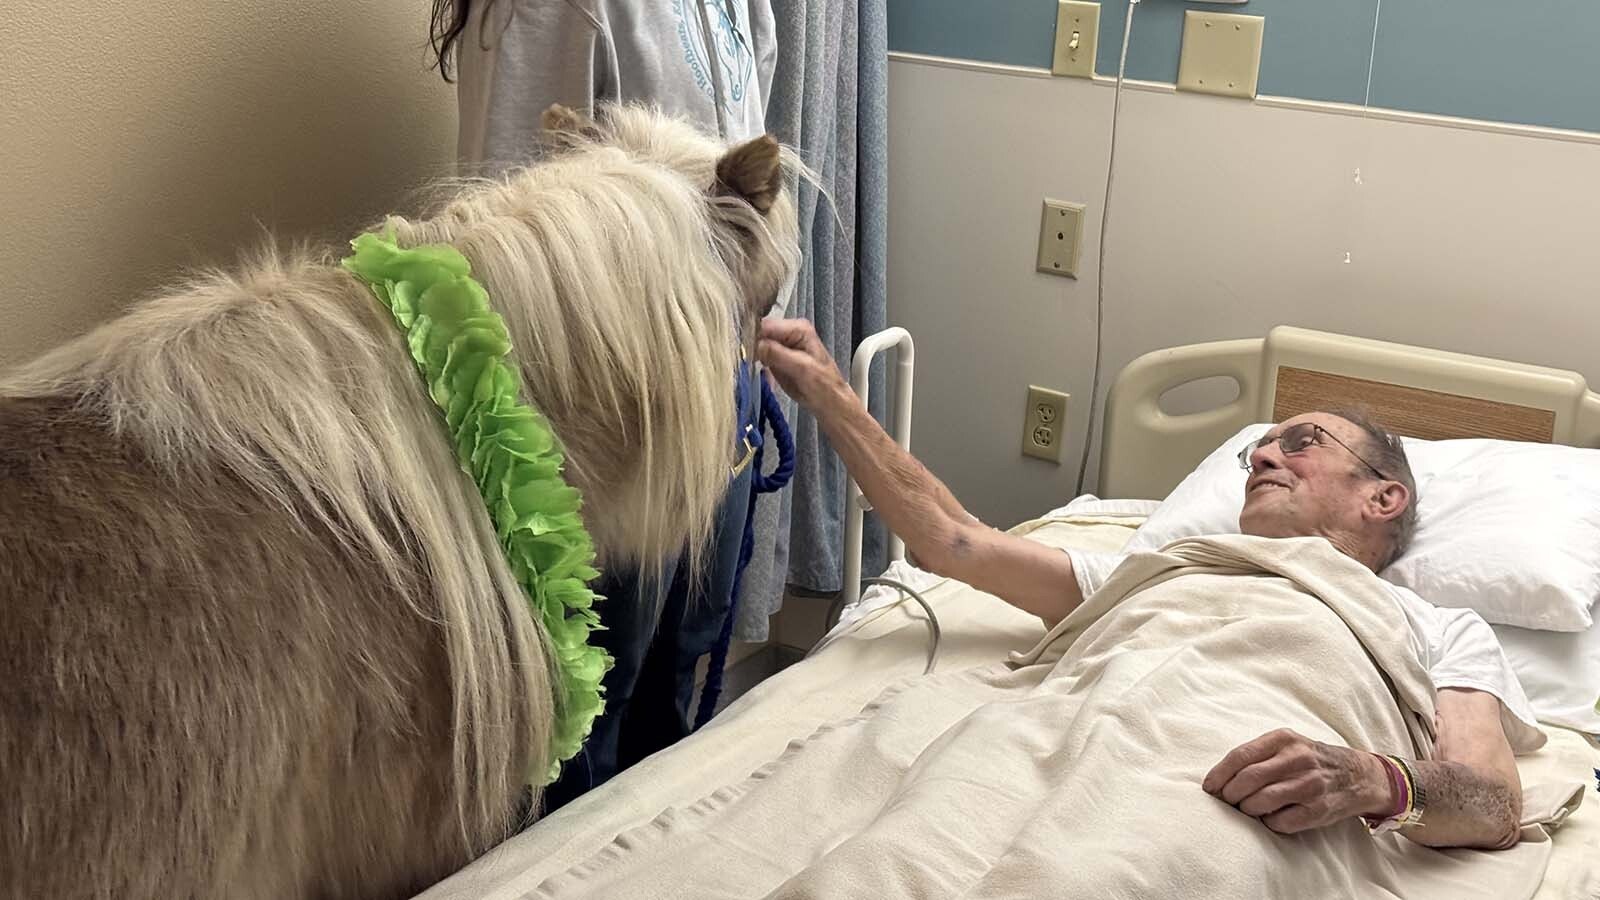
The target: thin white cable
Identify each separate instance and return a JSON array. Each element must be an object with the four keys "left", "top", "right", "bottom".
[
  {"left": 1344, "top": 0, "right": 1382, "bottom": 261},
  {"left": 1073, "top": 0, "right": 1140, "bottom": 495},
  {"left": 1363, "top": 0, "right": 1383, "bottom": 109}
]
